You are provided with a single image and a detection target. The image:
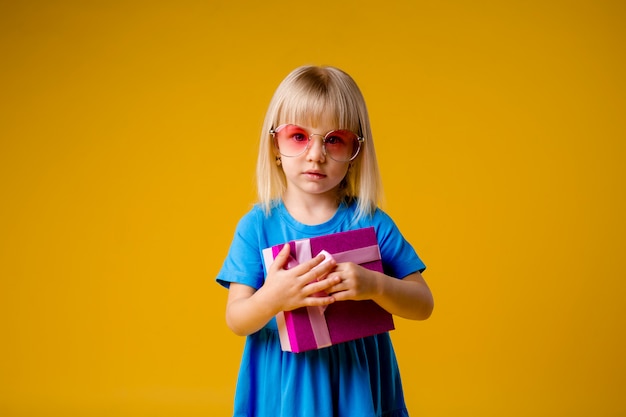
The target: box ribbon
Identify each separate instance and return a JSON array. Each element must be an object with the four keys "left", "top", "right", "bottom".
[{"left": 286, "top": 239, "right": 332, "bottom": 349}]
